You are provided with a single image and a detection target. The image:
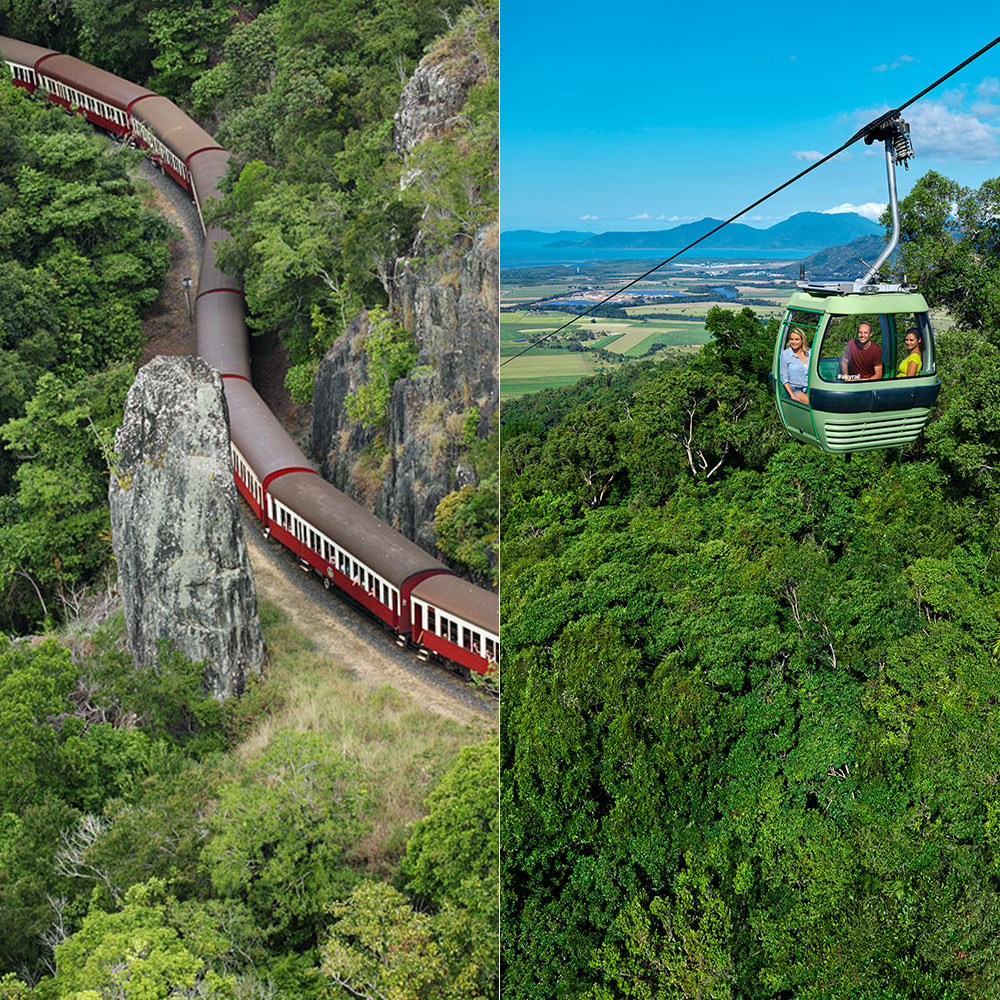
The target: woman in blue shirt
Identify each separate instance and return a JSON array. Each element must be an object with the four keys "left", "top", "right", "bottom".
[{"left": 779, "top": 326, "right": 810, "bottom": 404}]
